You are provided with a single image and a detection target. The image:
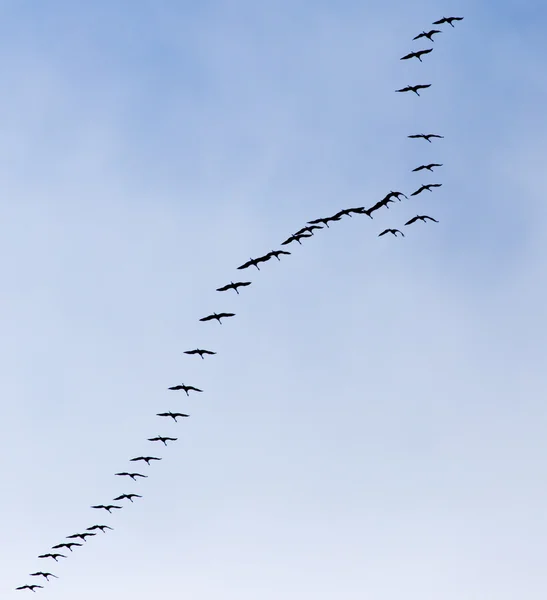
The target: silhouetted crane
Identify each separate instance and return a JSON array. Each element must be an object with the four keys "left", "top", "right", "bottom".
[
  {"left": 113, "top": 493, "right": 142, "bottom": 503},
  {"left": 184, "top": 348, "right": 216, "bottom": 359},
  {"left": 294, "top": 225, "right": 322, "bottom": 235},
  {"left": 167, "top": 383, "right": 202, "bottom": 395},
  {"left": 199, "top": 312, "right": 235, "bottom": 324},
  {"left": 87, "top": 524, "right": 113, "bottom": 533},
  {"left": 395, "top": 84, "right": 431, "bottom": 96},
  {"left": 52, "top": 542, "right": 82, "bottom": 552},
  {"left": 216, "top": 281, "right": 251, "bottom": 294},
  {"left": 115, "top": 472, "right": 148, "bottom": 480},
  {"left": 157, "top": 412, "right": 190, "bottom": 422},
  {"left": 433, "top": 16, "right": 463, "bottom": 27},
  {"left": 408, "top": 133, "right": 444, "bottom": 142},
  {"left": 30, "top": 572, "right": 58, "bottom": 581},
  {"left": 130, "top": 456, "right": 162, "bottom": 466},
  {"left": 379, "top": 229, "right": 405, "bottom": 237},
  {"left": 400, "top": 48, "right": 433, "bottom": 62},
  {"left": 67, "top": 532, "right": 95, "bottom": 542},
  {"left": 307, "top": 215, "right": 342, "bottom": 228},
  {"left": 404, "top": 215, "right": 439, "bottom": 225},
  {"left": 413, "top": 29, "right": 442, "bottom": 42},
  {"left": 237, "top": 257, "right": 262, "bottom": 271},
  {"left": 16, "top": 585, "right": 43, "bottom": 592},
  {"left": 281, "top": 232, "right": 313, "bottom": 246},
  {"left": 38, "top": 553, "right": 66, "bottom": 562},
  {"left": 91, "top": 505, "right": 122, "bottom": 513},
  {"left": 384, "top": 191, "right": 408, "bottom": 201},
  {"left": 265, "top": 249, "right": 291, "bottom": 261},
  {"left": 148, "top": 435, "right": 177, "bottom": 446},
  {"left": 411, "top": 183, "right": 443, "bottom": 196},
  {"left": 412, "top": 163, "right": 443, "bottom": 172}
]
